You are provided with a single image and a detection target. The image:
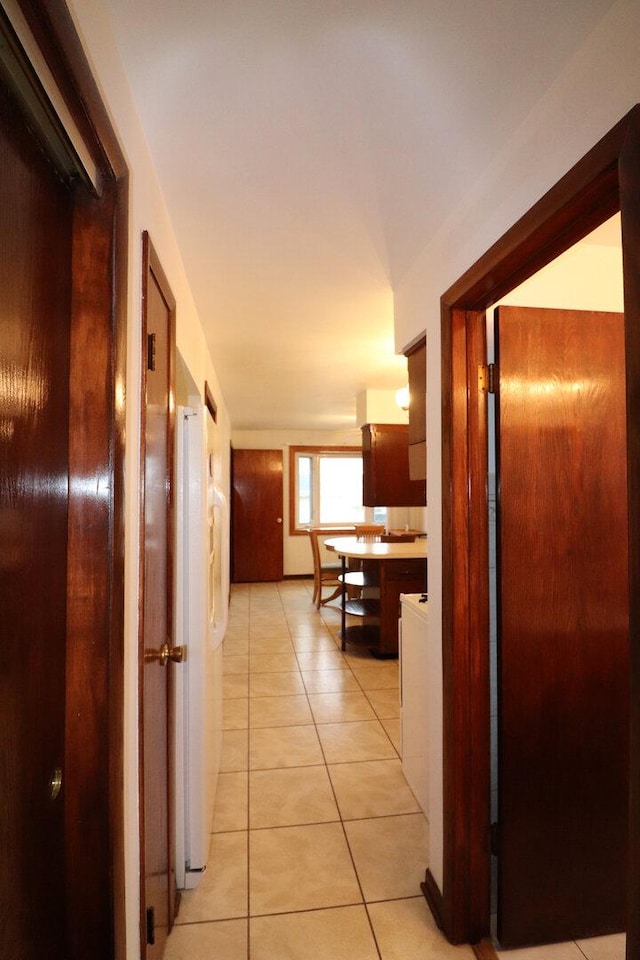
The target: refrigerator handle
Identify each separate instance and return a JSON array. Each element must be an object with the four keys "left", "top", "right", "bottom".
[{"left": 210, "top": 483, "right": 229, "bottom": 648}]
